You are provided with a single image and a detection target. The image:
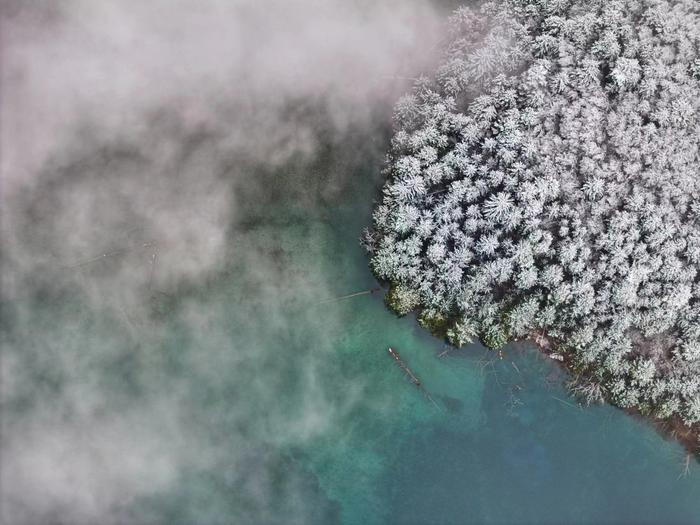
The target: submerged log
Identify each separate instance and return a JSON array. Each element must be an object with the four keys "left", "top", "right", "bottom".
[
  {"left": 388, "top": 347, "right": 421, "bottom": 385},
  {"left": 387, "top": 347, "right": 441, "bottom": 411}
]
